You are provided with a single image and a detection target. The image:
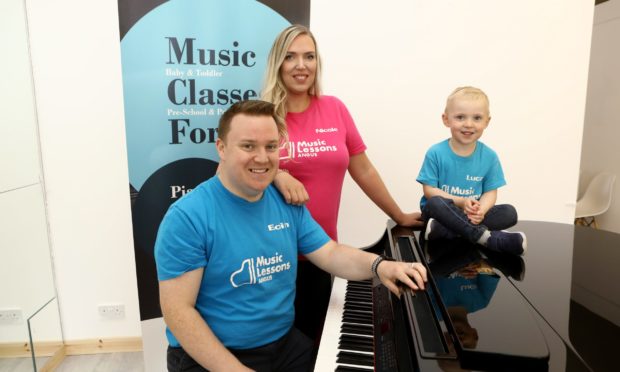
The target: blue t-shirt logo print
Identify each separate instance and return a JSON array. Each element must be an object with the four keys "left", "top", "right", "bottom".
[{"left": 230, "top": 258, "right": 256, "bottom": 287}]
